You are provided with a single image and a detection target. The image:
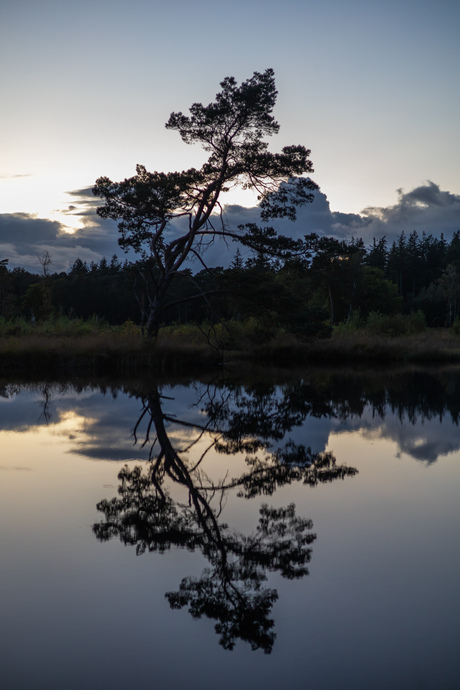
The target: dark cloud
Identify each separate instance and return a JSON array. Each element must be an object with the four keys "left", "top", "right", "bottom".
[
  {"left": 359, "top": 182, "right": 460, "bottom": 240},
  {"left": 0, "top": 213, "right": 62, "bottom": 245},
  {"left": 221, "top": 181, "right": 460, "bottom": 245},
  {"left": 223, "top": 189, "right": 365, "bottom": 240},
  {"left": 196, "top": 181, "right": 460, "bottom": 267},
  {"left": 64, "top": 186, "right": 100, "bottom": 217},
  {"left": 399, "top": 182, "right": 458, "bottom": 207},
  {"left": 1, "top": 181, "right": 459, "bottom": 273},
  {"left": 0, "top": 207, "right": 122, "bottom": 273}
]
